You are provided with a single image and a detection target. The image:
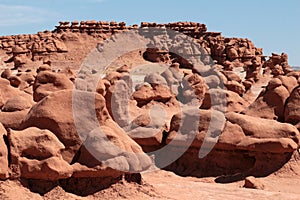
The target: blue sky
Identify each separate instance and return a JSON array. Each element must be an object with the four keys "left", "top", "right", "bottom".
[{"left": 0, "top": 0, "right": 299, "bottom": 66}]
